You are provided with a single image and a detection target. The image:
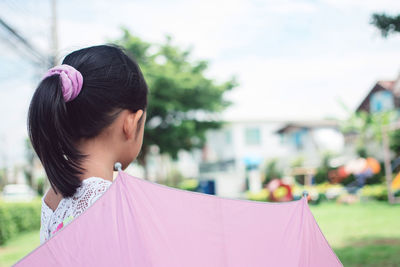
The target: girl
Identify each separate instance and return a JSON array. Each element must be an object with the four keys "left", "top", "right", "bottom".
[{"left": 28, "top": 45, "right": 148, "bottom": 244}]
